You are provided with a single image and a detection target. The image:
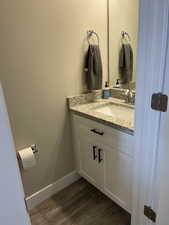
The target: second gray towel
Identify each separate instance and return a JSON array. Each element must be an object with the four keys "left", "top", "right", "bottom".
[
  {"left": 85, "top": 44, "right": 103, "bottom": 91},
  {"left": 119, "top": 43, "right": 133, "bottom": 84}
]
